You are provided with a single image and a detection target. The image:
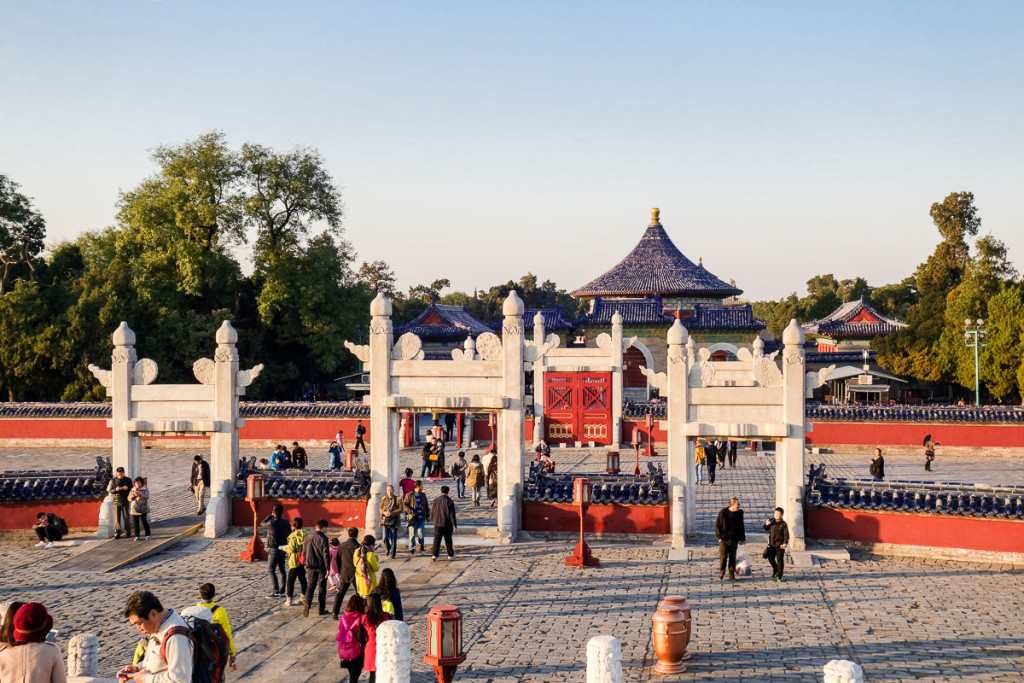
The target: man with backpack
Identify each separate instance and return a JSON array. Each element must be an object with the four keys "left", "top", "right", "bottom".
[
  {"left": 355, "top": 420, "right": 368, "bottom": 453},
  {"left": 302, "top": 519, "right": 332, "bottom": 618},
  {"left": 196, "top": 583, "right": 235, "bottom": 671},
  {"left": 118, "top": 590, "right": 193, "bottom": 683}
]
